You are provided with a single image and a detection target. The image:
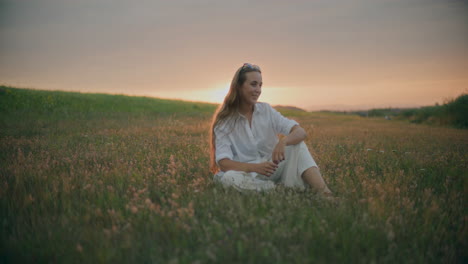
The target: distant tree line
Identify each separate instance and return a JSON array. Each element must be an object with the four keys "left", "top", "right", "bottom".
[{"left": 346, "top": 93, "right": 468, "bottom": 129}]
